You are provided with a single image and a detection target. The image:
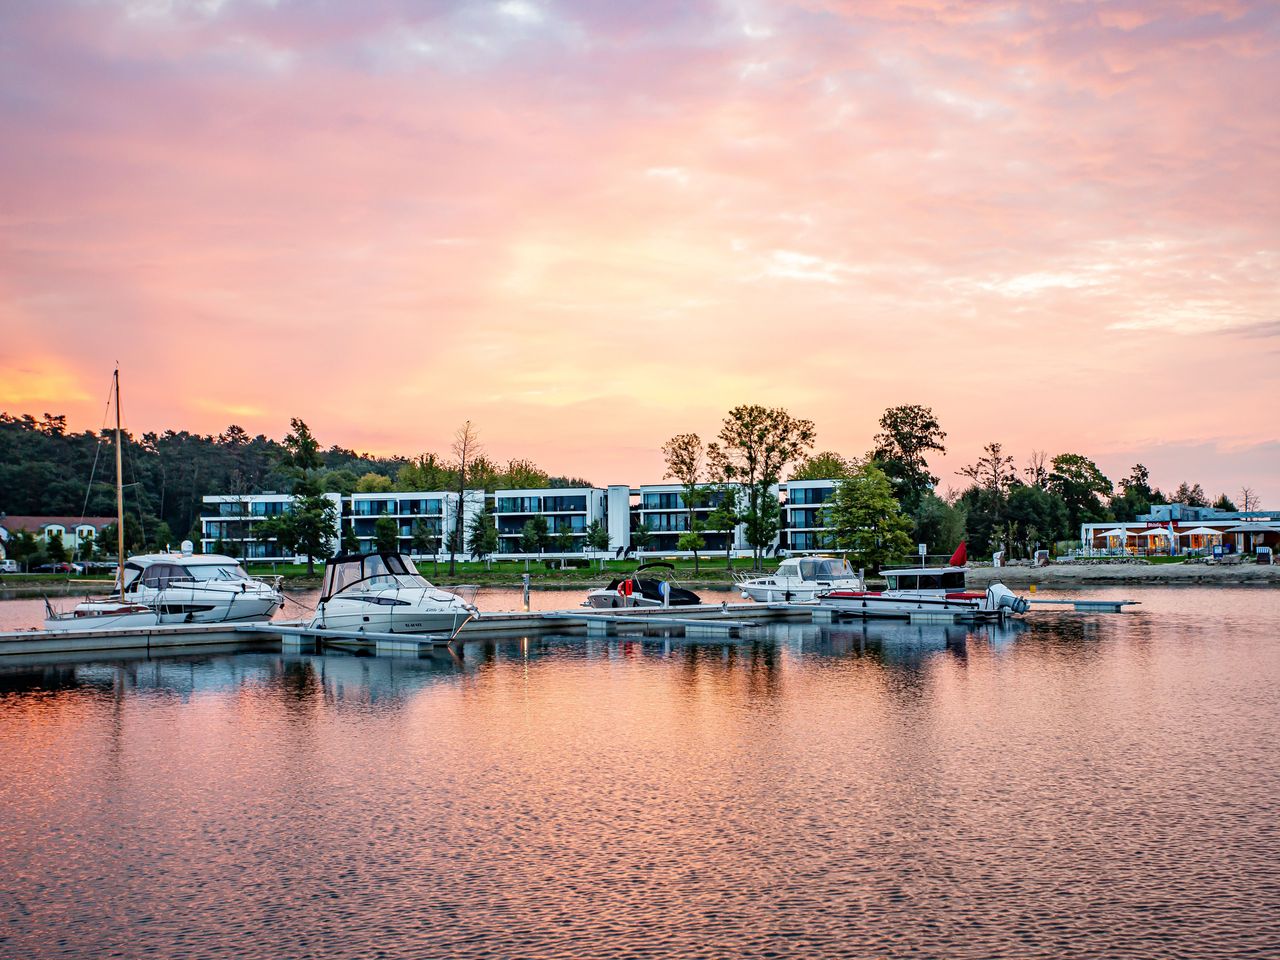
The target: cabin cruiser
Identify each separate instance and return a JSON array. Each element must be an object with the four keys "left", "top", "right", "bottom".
[
  {"left": 309, "top": 552, "right": 475, "bottom": 635},
  {"left": 44, "top": 550, "right": 282, "bottom": 630},
  {"left": 122, "top": 552, "right": 283, "bottom": 623},
  {"left": 817, "top": 563, "right": 1029, "bottom": 621},
  {"left": 738, "top": 555, "right": 861, "bottom": 602},
  {"left": 584, "top": 562, "right": 702, "bottom": 609}
]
